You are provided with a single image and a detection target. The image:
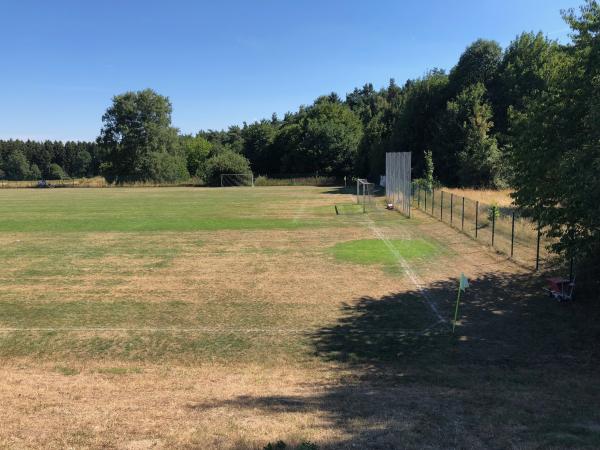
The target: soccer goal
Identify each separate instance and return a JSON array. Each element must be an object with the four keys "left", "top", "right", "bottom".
[
  {"left": 356, "top": 178, "right": 376, "bottom": 213},
  {"left": 220, "top": 173, "right": 254, "bottom": 187}
]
